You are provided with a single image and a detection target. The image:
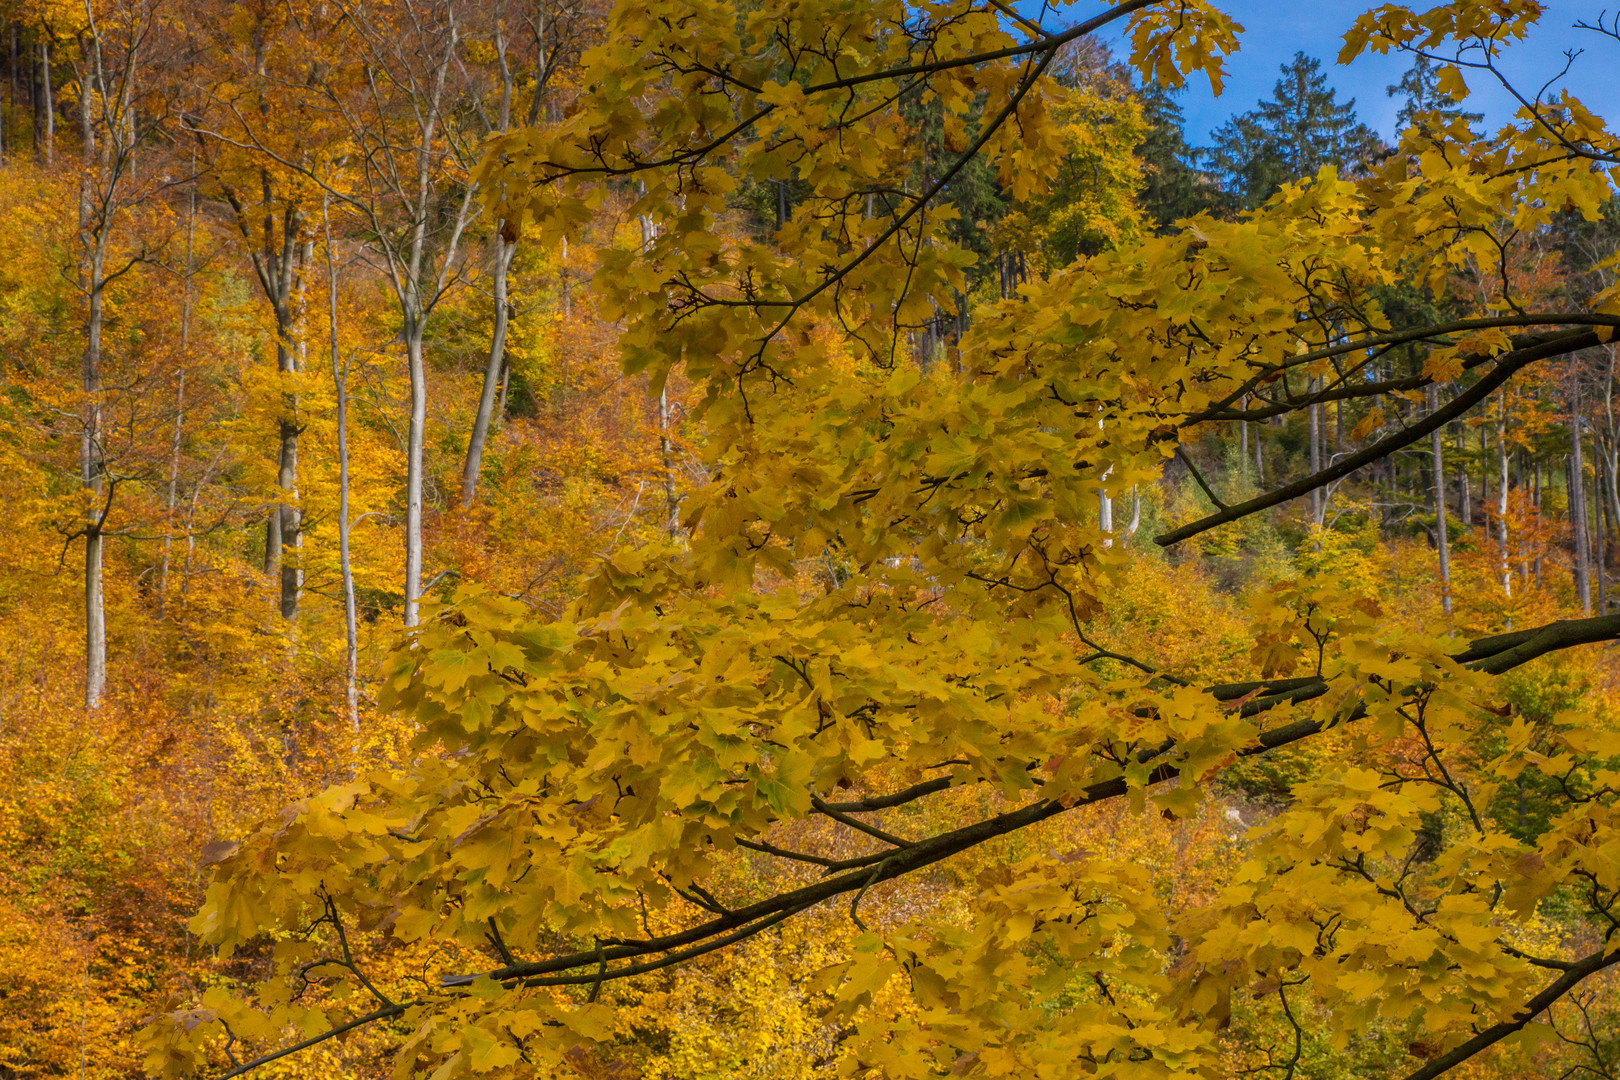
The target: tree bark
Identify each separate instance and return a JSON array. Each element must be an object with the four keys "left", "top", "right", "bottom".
[
  {"left": 560, "top": 235, "right": 571, "bottom": 319},
  {"left": 658, "top": 386, "right": 680, "bottom": 539},
  {"left": 460, "top": 22, "right": 516, "bottom": 508},
  {"left": 9, "top": 26, "right": 18, "bottom": 128},
  {"left": 404, "top": 315, "right": 426, "bottom": 626},
  {"left": 1429, "top": 384, "right": 1452, "bottom": 615},
  {"left": 324, "top": 194, "right": 359, "bottom": 733},
  {"left": 460, "top": 236, "right": 515, "bottom": 507},
  {"left": 38, "top": 33, "right": 53, "bottom": 166},
  {"left": 77, "top": 49, "right": 109, "bottom": 709},
  {"left": 1255, "top": 415, "right": 1263, "bottom": 482},
  {"left": 1571, "top": 381, "right": 1592, "bottom": 615},
  {"left": 223, "top": 180, "right": 307, "bottom": 621},
  {"left": 159, "top": 166, "right": 196, "bottom": 616},
  {"left": 1239, "top": 395, "right": 1248, "bottom": 471},
  {"left": 1308, "top": 381, "right": 1323, "bottom": 528},
  {"left": 1598, "top": 453, "right": 1608, "bottom": 615},
  {"left": 1498, "top": 396, "right": 1512, "bottom": 598}
]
